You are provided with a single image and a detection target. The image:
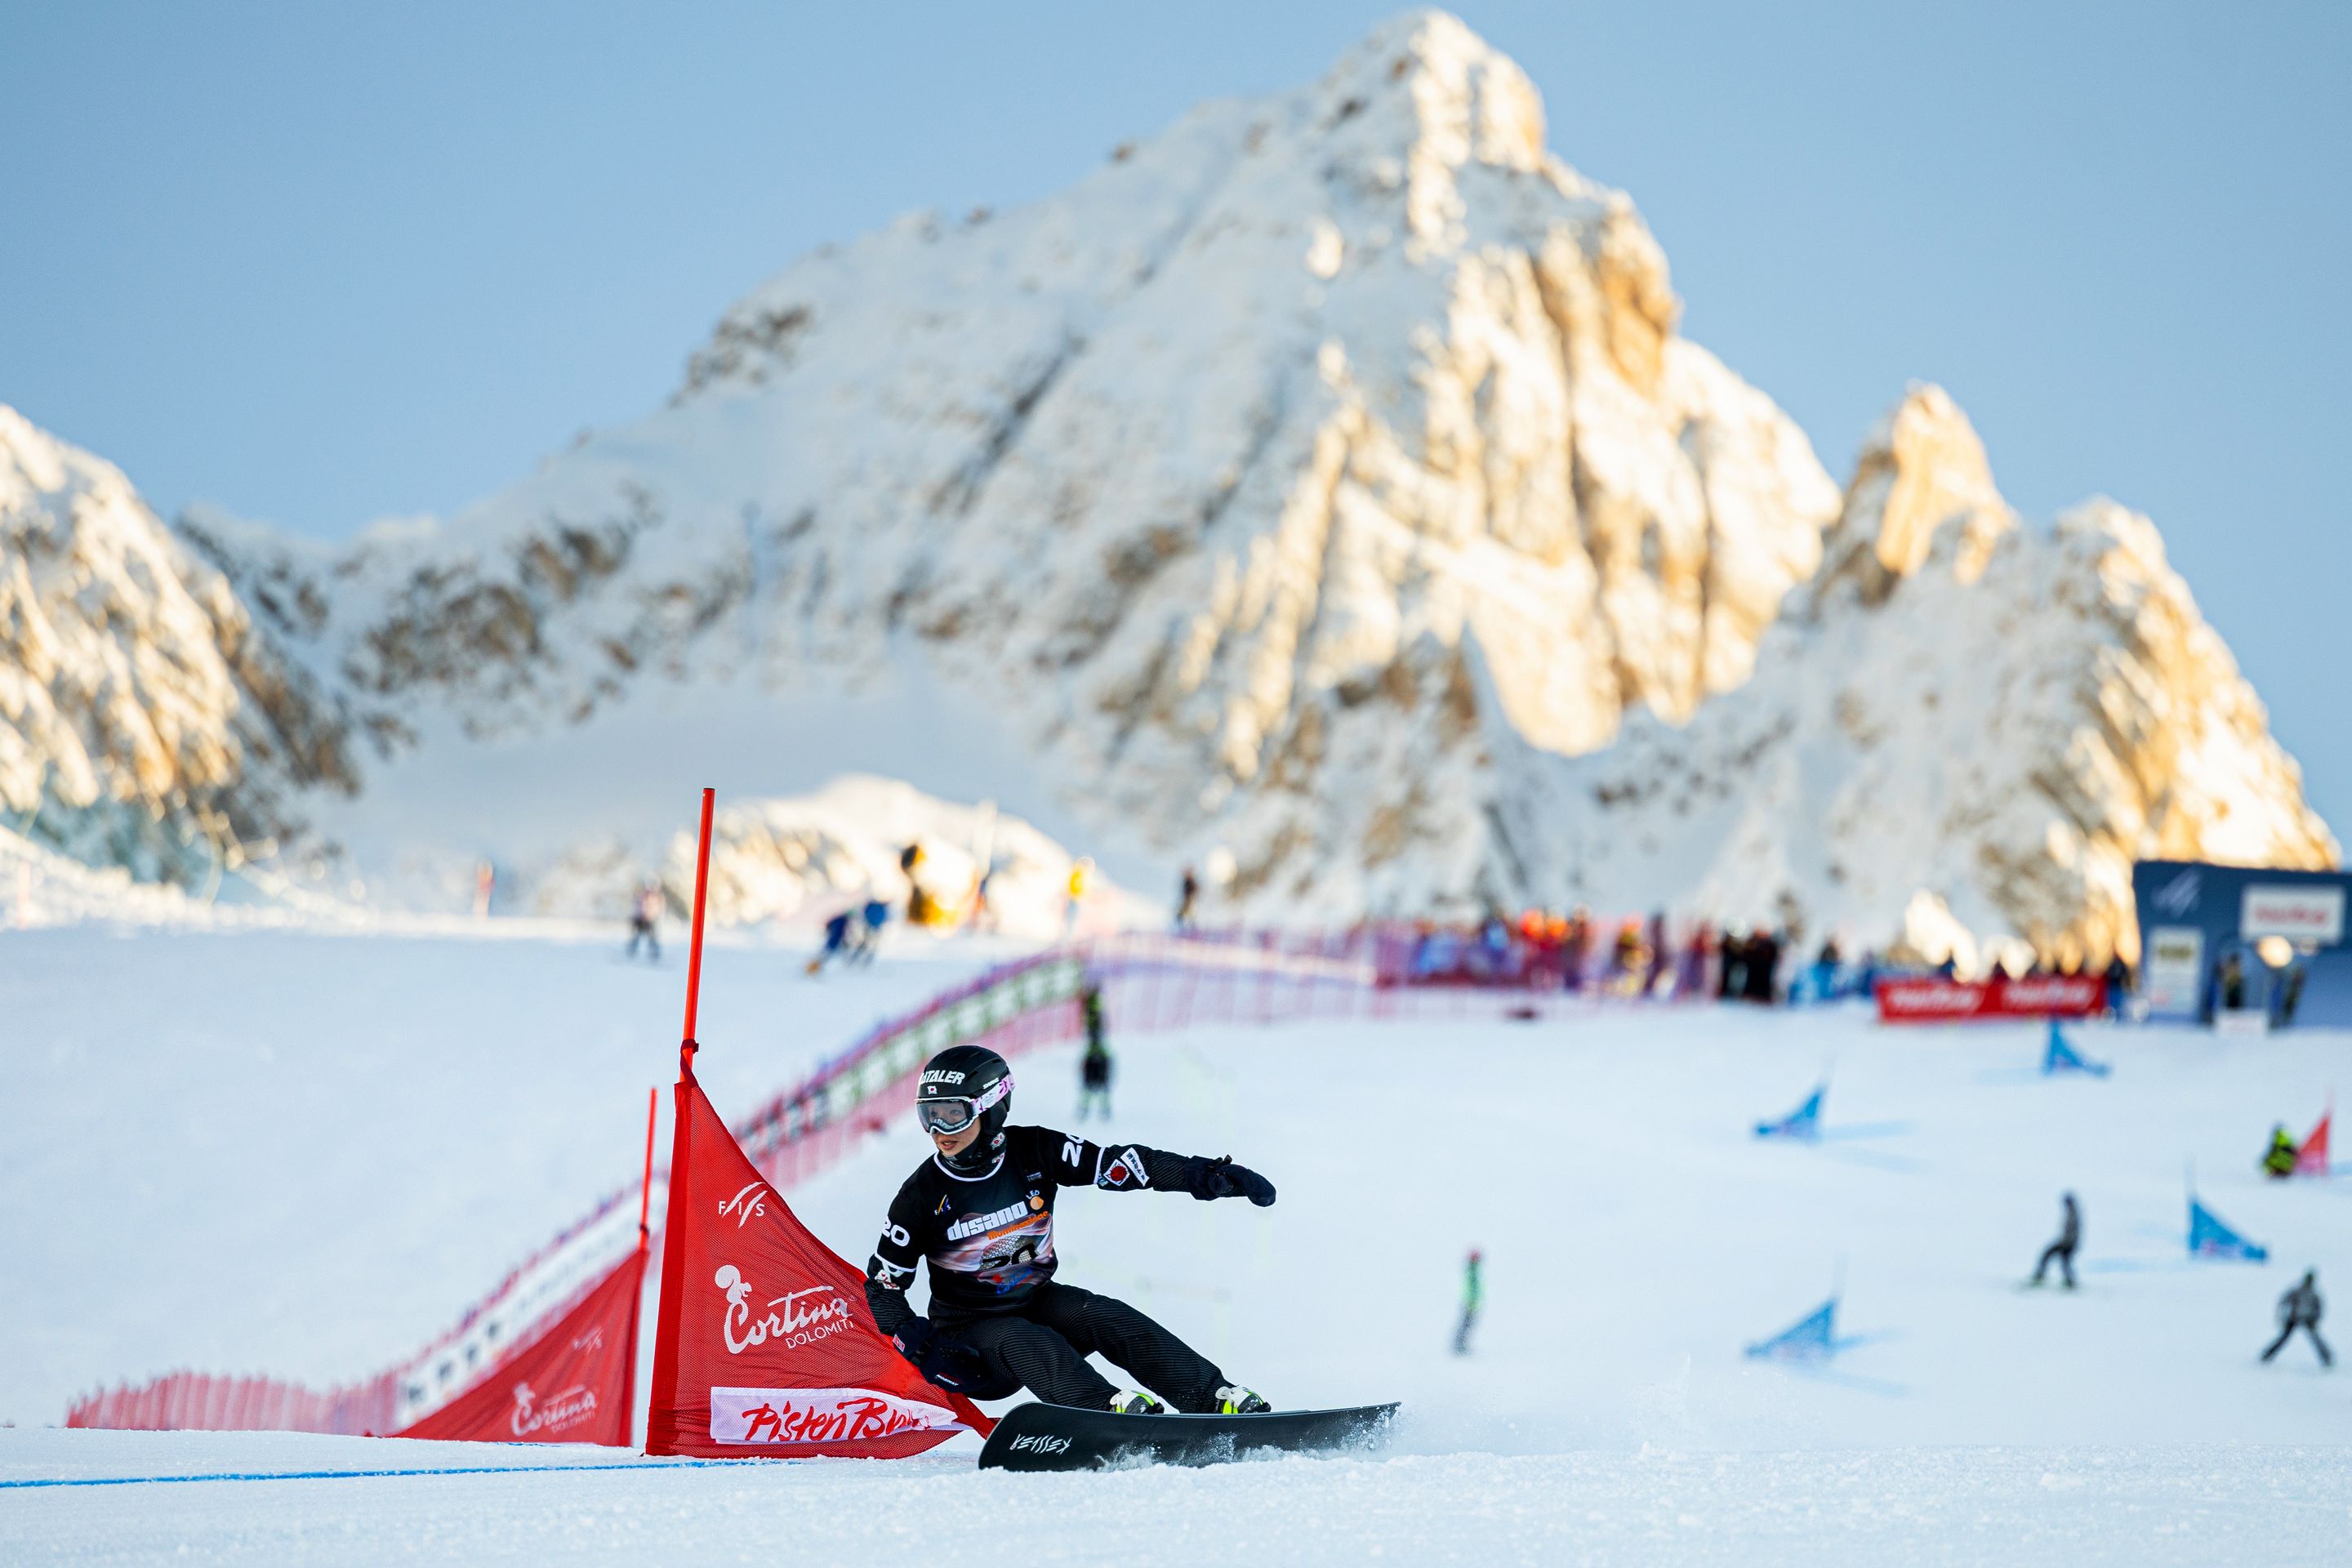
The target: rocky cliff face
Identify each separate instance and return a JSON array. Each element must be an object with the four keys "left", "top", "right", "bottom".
[
  {"left": 0, "top": 408, "right": 354, "bottom": 885},
  {"left": 1521, "top": 385, "right": 2336, "bottom": 964},
  {"left": 180, "top": 9, "right": 1842, "bottom": 907},
  {"left": 11, "top": 10, "right": 2333, "bottom": 959}
]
